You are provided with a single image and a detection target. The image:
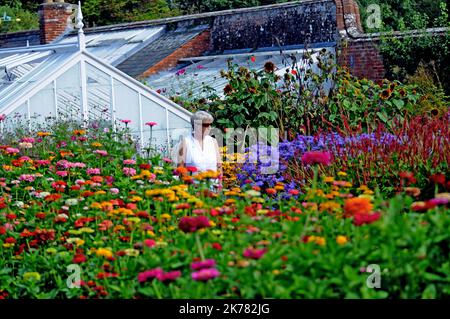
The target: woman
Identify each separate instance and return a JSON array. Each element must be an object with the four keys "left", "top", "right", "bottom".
[{"left": 177, "top": 111, "right": 222, "bottom": 187}]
